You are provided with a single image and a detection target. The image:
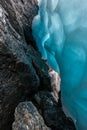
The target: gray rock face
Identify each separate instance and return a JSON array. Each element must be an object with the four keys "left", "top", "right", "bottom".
[
  {"left": 34, "top": 91, "right": 76, "bottom": 130},
  {"left": 12, "top": 102, "right": 50, "bottom": 130},
  {"left": 0, "top": 0, "right": 51, "bottom": 129}
]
